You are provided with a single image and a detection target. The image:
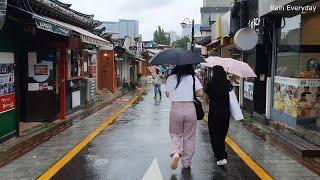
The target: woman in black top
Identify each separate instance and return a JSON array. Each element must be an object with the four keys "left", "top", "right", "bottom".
[{"left": 204, "top": 66, "right": 233, "bottom": 166}]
